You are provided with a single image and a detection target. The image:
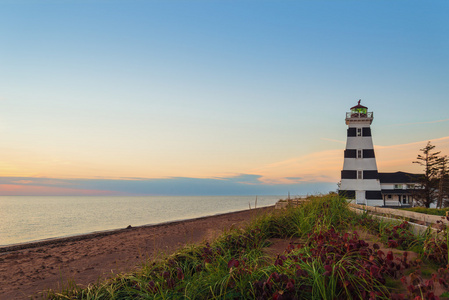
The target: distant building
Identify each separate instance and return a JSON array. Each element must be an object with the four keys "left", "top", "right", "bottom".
[
  {"left": 338, "top": 101, "right": 422, "bottom": 207},
  {"left": 378, "top": 172, "right": 422, "bottom": 207}
]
